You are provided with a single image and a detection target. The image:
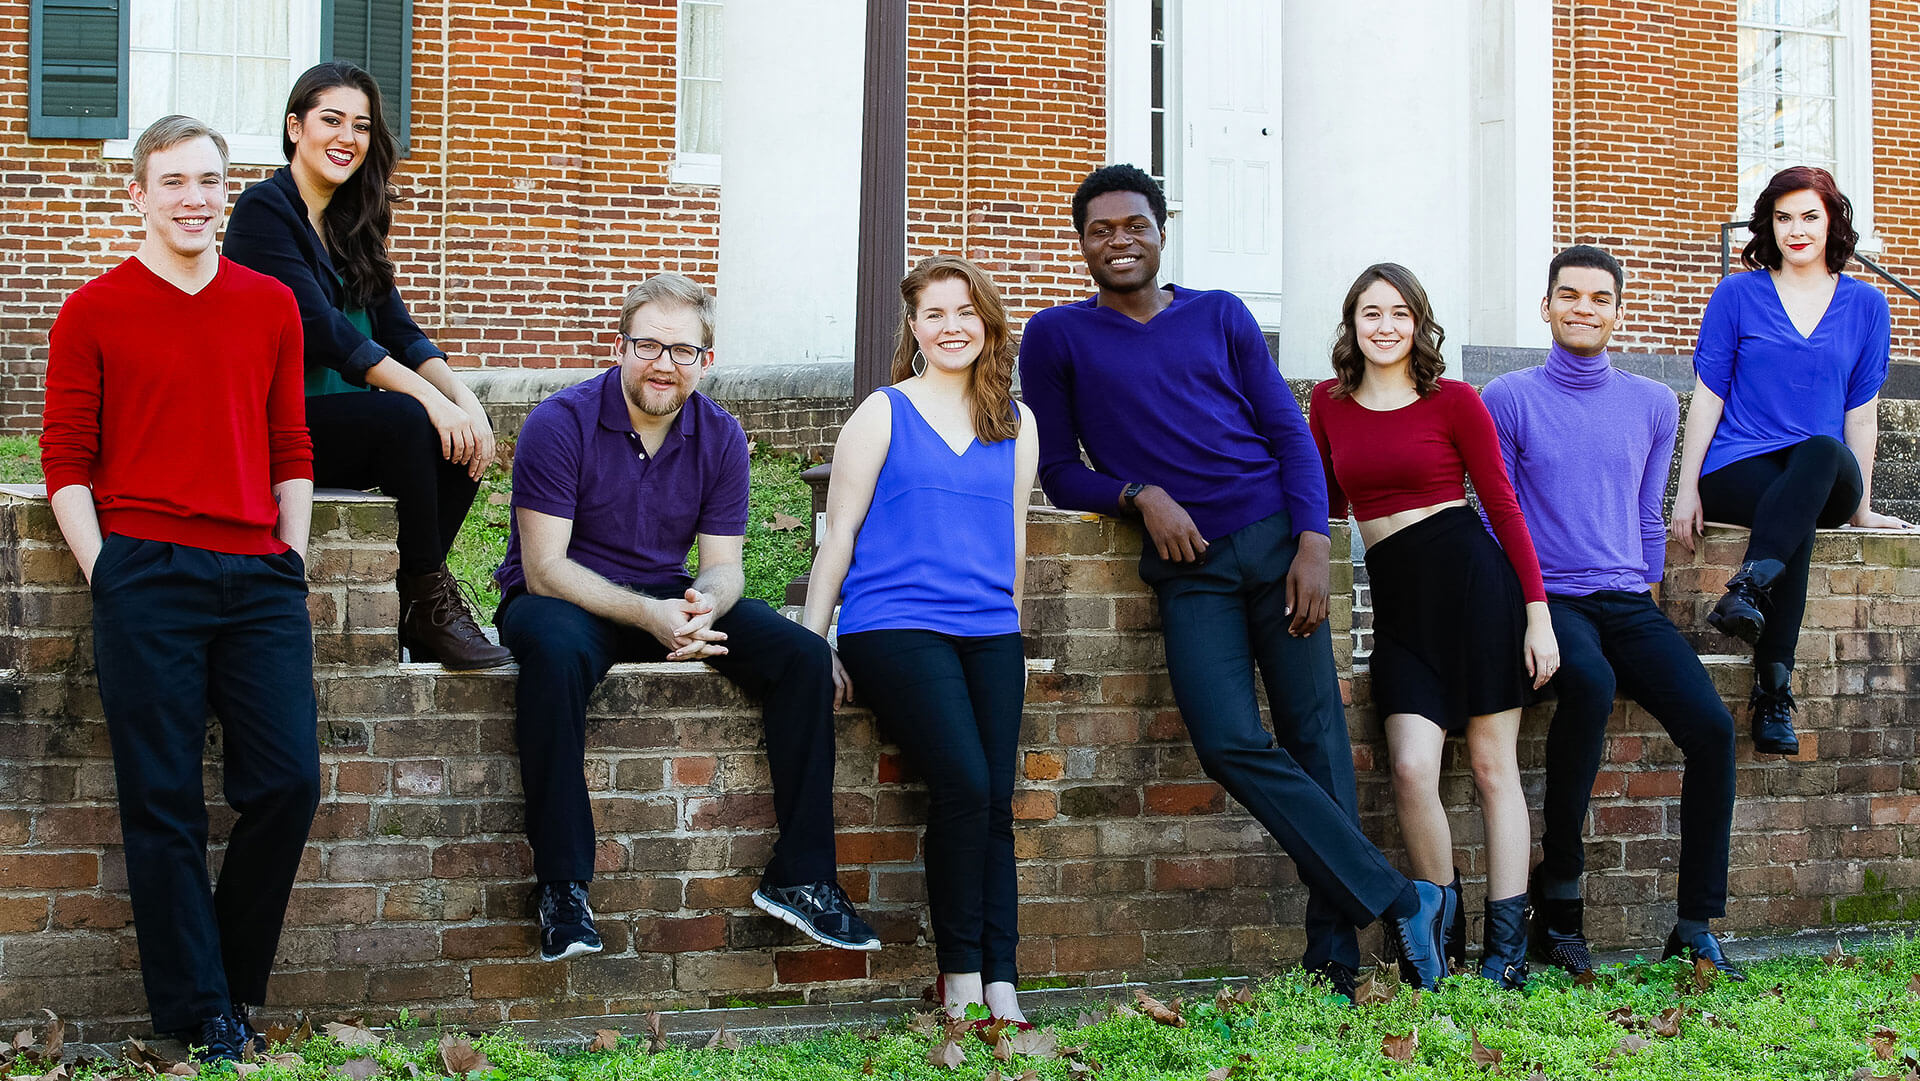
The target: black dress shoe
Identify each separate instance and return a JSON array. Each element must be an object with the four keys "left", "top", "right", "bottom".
[
  {"left": 1385, "top": 880, "right": 1449, "bottom": 990},
  {"left": 1749, "top": 662, "right": 1800, "bottom": 756},
  {"left": 1662, "top": 926, "right": 1747, "bottom": 982}
]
